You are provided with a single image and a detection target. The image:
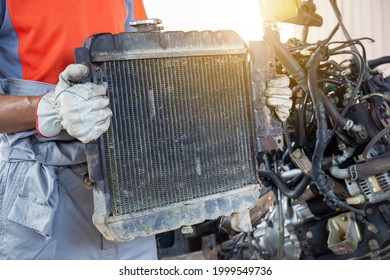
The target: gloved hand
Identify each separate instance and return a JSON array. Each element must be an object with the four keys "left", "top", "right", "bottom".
[
  {"left": 36, "top": 64, "right": 112, "bottom": 143},
  {"left": 264, "top": 74, "right": 293, "bottom": 122}
]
